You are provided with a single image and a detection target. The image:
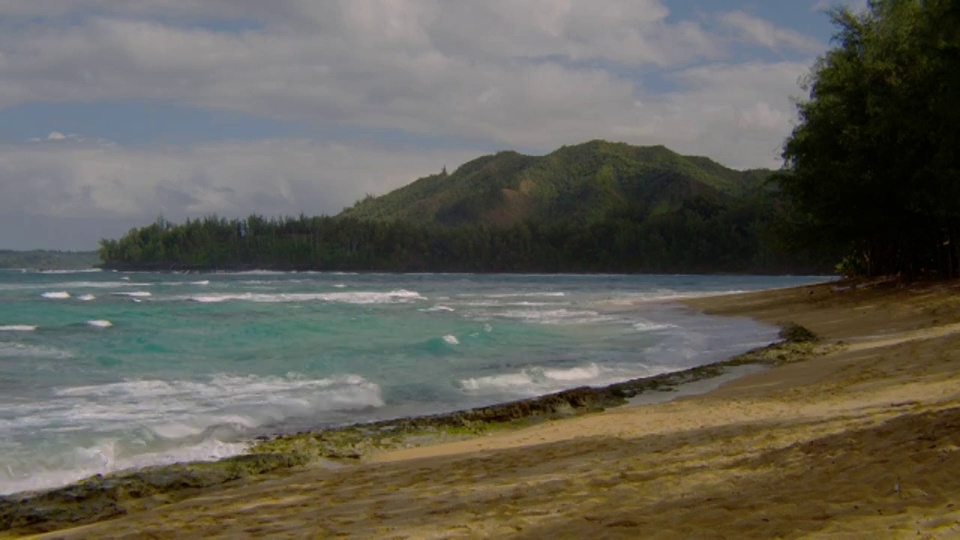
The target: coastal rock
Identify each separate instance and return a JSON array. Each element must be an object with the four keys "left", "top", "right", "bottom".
[
  {"left": 0, "top": 453, "right": 307, "bottom": 534},
  {"left": 255, "top": 328, "right": 827, "bottom": 463},
  {"left": 779, "top": 322, "right": 818, "bottom": 343}
]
